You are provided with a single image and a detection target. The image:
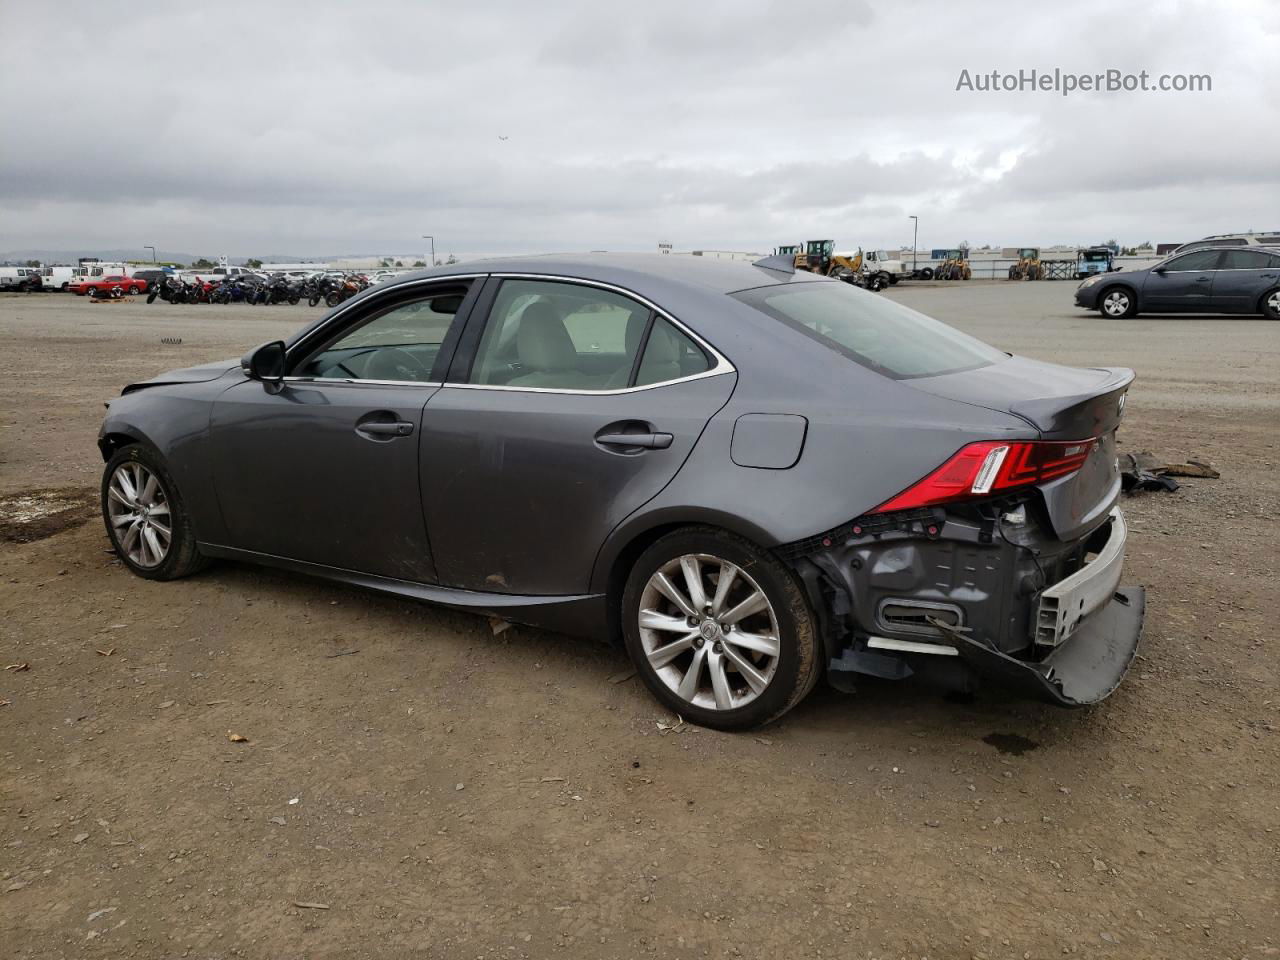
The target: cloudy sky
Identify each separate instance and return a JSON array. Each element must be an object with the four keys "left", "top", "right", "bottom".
[{"left": 2, "top": 0, "right": 1276, "bottom": 259}]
